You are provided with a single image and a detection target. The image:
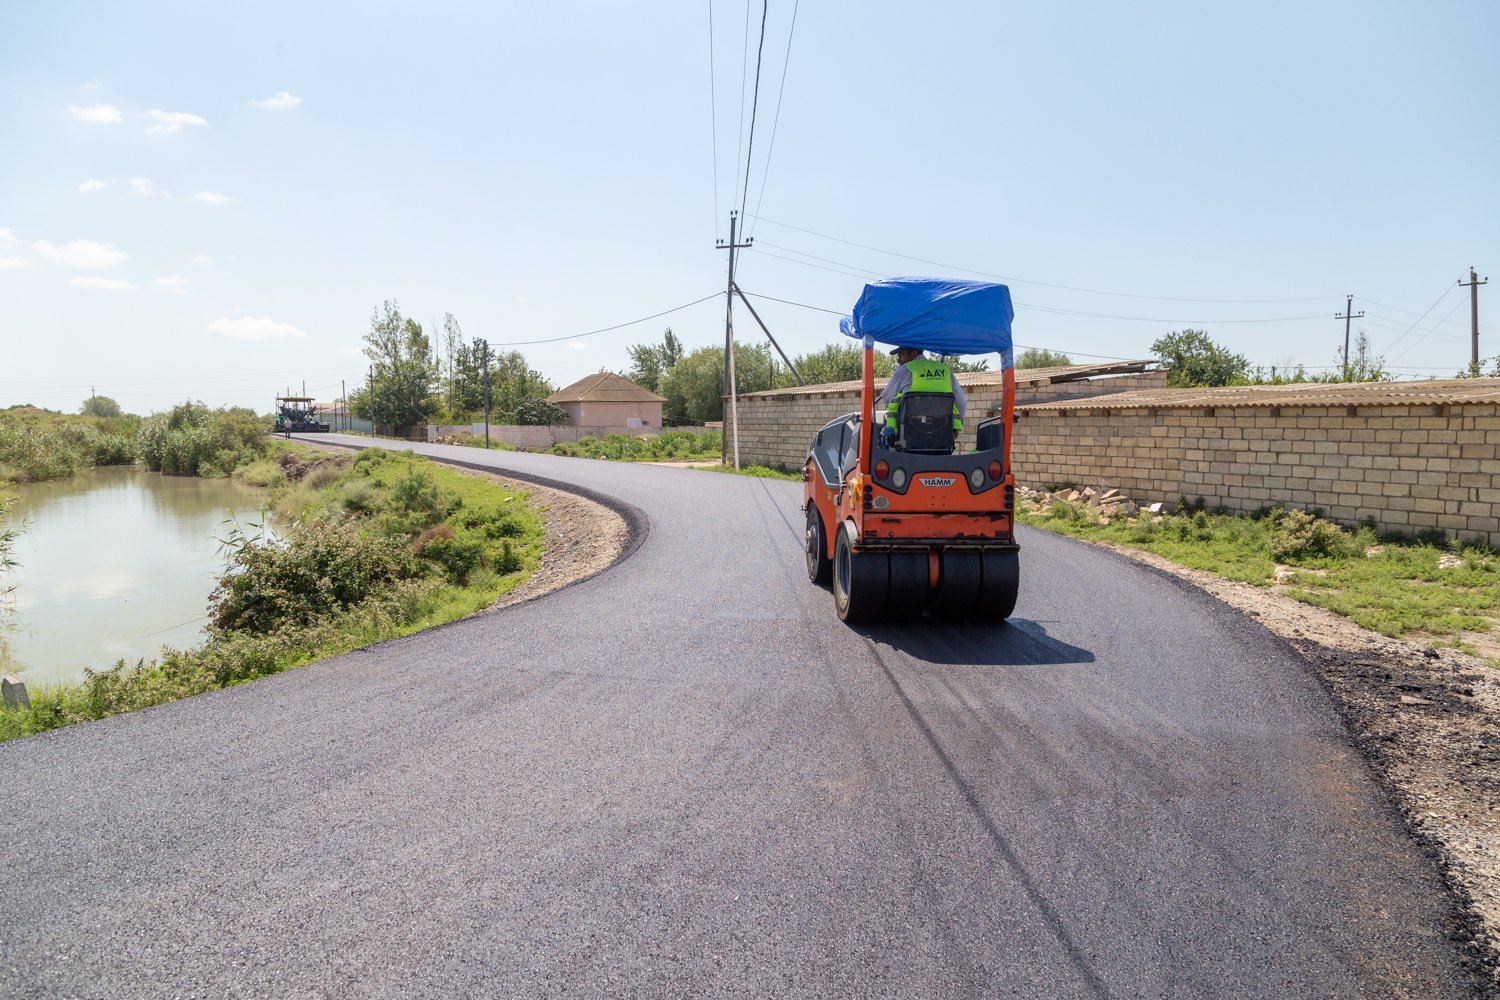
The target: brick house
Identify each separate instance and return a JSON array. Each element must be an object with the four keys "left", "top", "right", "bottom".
[{"left": 547, "top": 373, "right": 665, "bottom": 431}]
